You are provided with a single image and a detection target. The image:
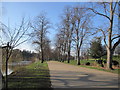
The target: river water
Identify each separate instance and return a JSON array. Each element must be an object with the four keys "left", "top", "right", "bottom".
[
  {"left": 2, "top": 68, "right": 13, "bottom": 76},
  {"left": 2, "top": 61, "right": 32, "bottom": 76}
]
